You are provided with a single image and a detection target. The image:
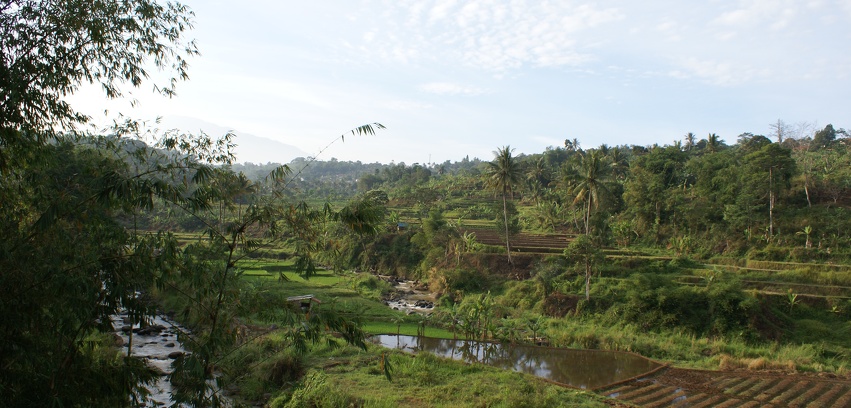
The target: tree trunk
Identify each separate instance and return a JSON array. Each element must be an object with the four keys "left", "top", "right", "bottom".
[
  {"left": 584, "top": 257, "right": 591, "bottom": 301},
  {"left": 585, "top": 195, "right": 592, "bottom": 235},
  {"left": 502, "top": 192, "right": 512, "bottom": 264},
  {"left": 769, "top": 167, "right": 774, "bottom": 238},
  {"left": 804, "top": 174, "right": 812, "bottom": 207}
]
